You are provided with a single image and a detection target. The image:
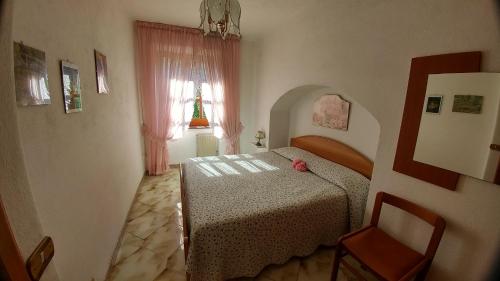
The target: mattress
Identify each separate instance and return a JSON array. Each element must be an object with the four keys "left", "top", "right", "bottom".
[{"left": 183, "top": 147, "right": 370, "bottom": 281}]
